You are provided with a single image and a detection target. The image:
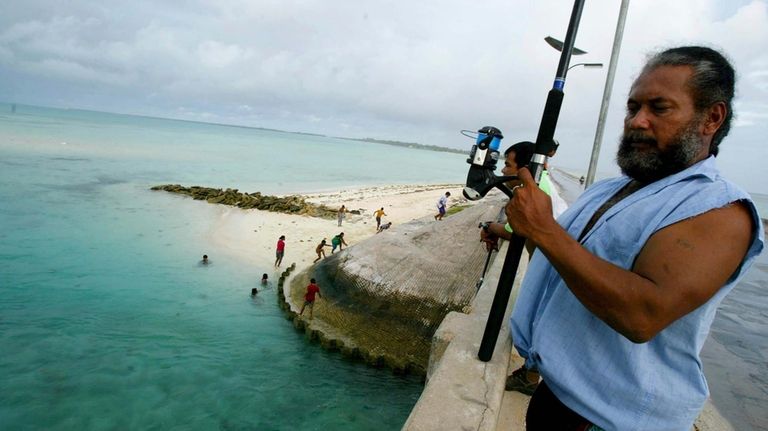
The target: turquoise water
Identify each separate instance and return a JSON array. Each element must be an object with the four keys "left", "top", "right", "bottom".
[
  {"left": 0, "top": 105, "right": 466, "bottom": 194},
  {"left": 0, "top": 105, "right": 469, "bottom": 430}
]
